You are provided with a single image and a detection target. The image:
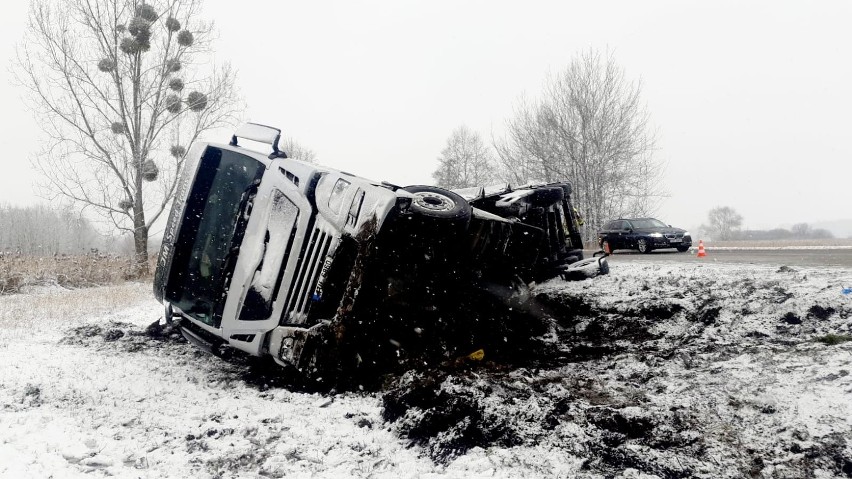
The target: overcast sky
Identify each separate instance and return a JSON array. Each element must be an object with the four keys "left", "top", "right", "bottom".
[{"left": 2, "top": 1, "right": 851, "bottom": 233}]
